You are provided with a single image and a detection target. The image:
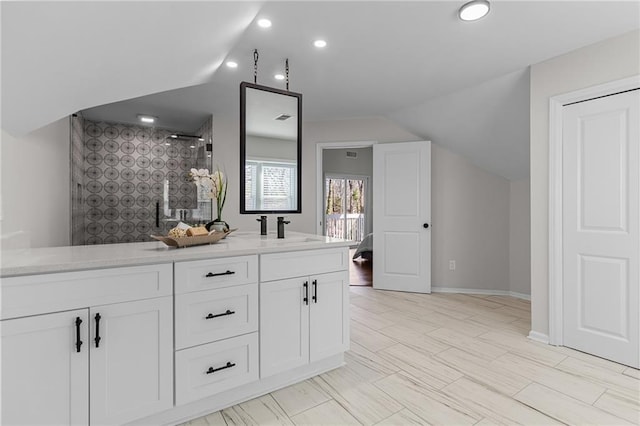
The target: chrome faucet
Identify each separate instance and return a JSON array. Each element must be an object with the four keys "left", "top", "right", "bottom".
[
  {"left": 277, "top": 217, "right": 290, "bottom": 239},
  {"left": 256, "top": 216, "right": 268, "bottom": 236}
]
